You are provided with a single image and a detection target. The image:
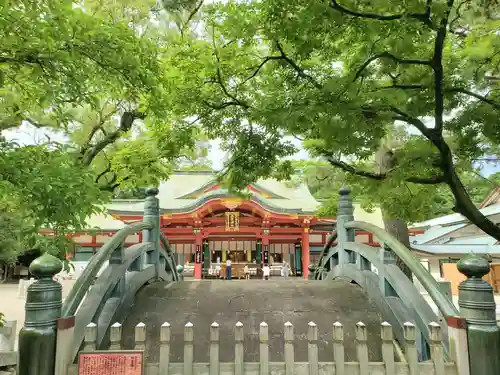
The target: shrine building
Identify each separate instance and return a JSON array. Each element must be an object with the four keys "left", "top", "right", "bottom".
[{"left": 67, "top": 171, "right": 394, "bottom": 279}]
